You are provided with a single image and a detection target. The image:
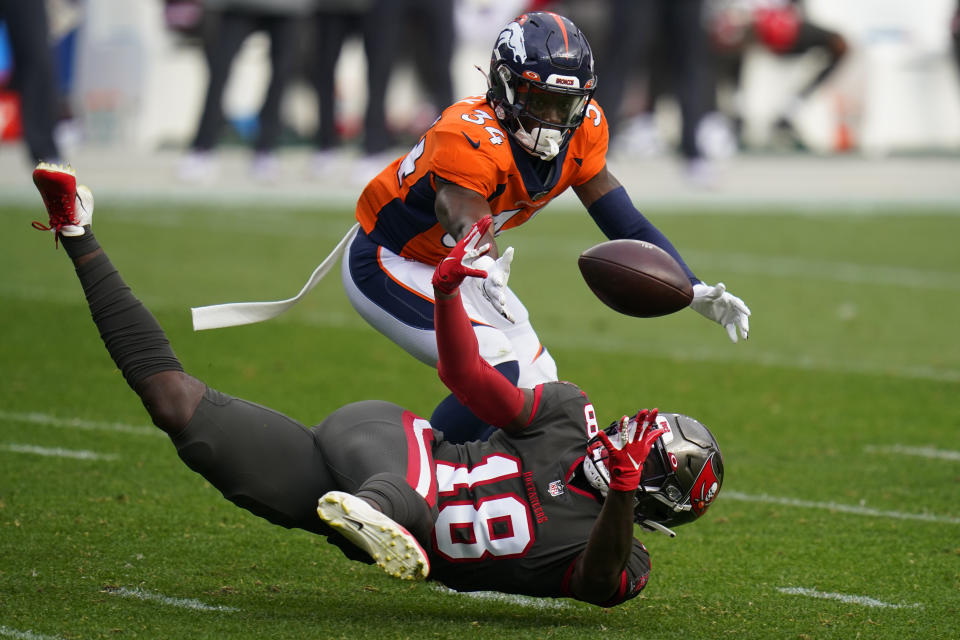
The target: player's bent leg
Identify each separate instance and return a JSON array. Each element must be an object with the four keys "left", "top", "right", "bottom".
[
  {"left": 312, "top": 400, "right": 437, "bottom": 539},
  {"left": 312, "top": 400, "right": 433, "bottom": 578},
  {"left": 137, "top": 371, "right": 207, "bottom": 434},
  {"left": 173, "top": 387, "right": 337, "bottom": 534}
]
